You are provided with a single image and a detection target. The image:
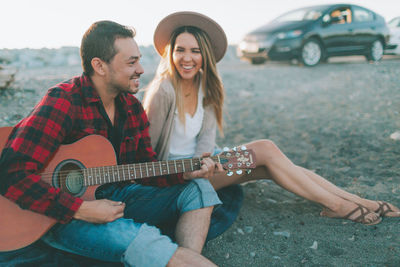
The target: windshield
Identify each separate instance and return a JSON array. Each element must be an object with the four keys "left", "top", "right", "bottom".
[
  {"left": 273, "top": 7, "right": 325, "bottom": 22},
  {"left": 388, "top": 17, "right": 400, "bottom": 27}
]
